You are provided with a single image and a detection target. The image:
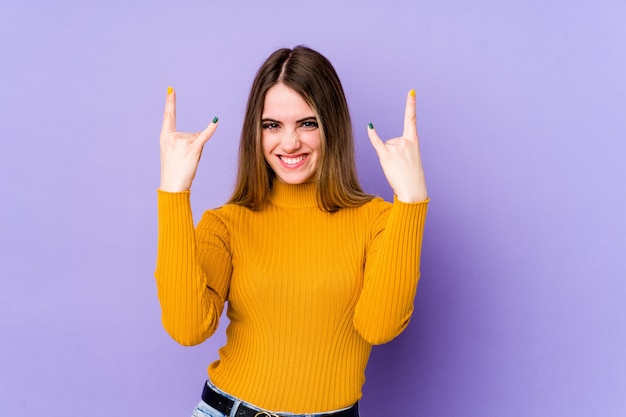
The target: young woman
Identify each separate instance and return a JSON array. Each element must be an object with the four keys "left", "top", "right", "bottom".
[{"left": 156, "top": 46, "right": 428, "bottom": 417}]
